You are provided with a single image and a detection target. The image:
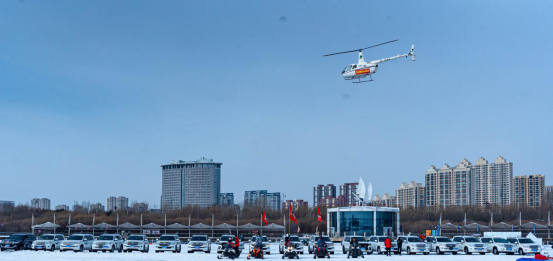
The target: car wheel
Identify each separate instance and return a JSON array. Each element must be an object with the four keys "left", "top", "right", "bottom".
[
  {"left": 407, "top": 247, "right": 411, "bottom": 255},
  {"left": 493, "top": 247, "right": 499, "bottom": 255},
  {"left": 111, "top": 245, "right": 115, "bottom": 253},
  {"left": 452, "top": 251, "right": 457, "bottom": 255},
  {"left": 119, "top": 245, "right": 123, "bottom": 253},
  {"left": 51, "top": 246, "right": 55, "bottom": 252},
  {"left": 436, "top": 247, "right": 443, "bottom": 255},
  {"left": 479, "top": 252, "right": 486, "bottom": 255},
  {"left": 156, "top": 250, "right": 159, "bottom": 253},
  {"left": 342, "top": 246, "right": 346, "bottom": 254},
  {"left": 465, "top": 247, "right": 471, "bottom": 255},
  {"left": 80, "top": 245, "right": 84, "bottom": 252},
  {"left": 519, "top": 248, "right": 525, "bottom": 255}
]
